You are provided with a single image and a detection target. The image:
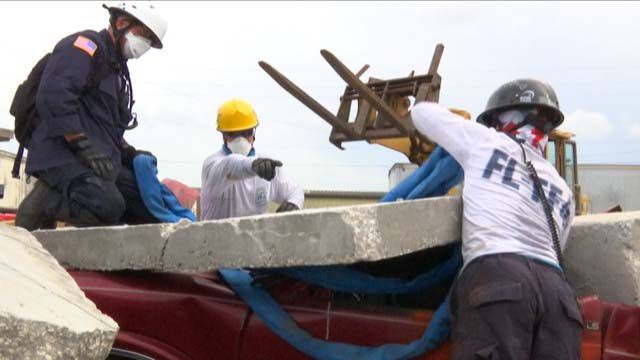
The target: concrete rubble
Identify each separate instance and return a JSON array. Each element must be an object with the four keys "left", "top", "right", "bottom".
[
  {"left": 32, "top": 197, "right": 640, "bottom": 306},
  {"left": 564, "top": 211, "right": 640, "bottom": 305},
  {"left": 0, "top": 225, "right": 118, "bottom": 360},
  {"left": 34, "top": 196, "right": 462, "bottom": 271}
]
